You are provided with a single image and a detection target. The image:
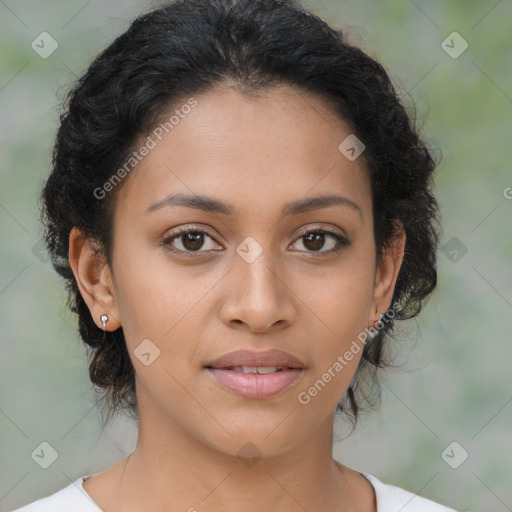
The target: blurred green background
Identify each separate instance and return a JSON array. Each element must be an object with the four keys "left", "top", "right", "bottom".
[{"left": 1, "top": 1, "right": 511, "bottom": 510}]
